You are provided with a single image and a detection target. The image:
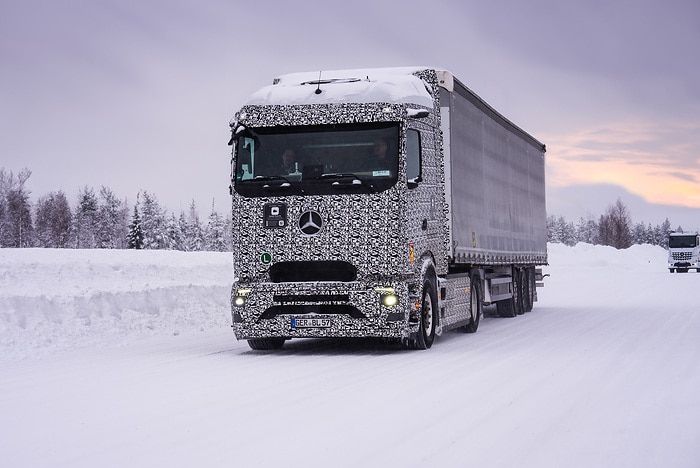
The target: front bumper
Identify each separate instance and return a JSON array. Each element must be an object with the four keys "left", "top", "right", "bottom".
[{"left": 231, "top": 281, "right": 417, "bottom": 340}]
